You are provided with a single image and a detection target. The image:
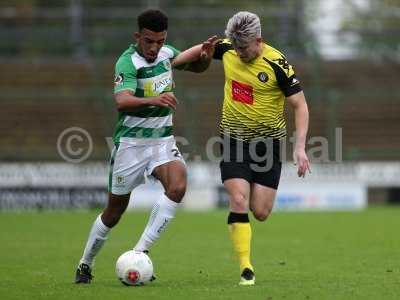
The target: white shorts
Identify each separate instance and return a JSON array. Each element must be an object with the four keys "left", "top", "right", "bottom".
[{"left": 108, "top": 137, "right": 185, "bottom": 195}]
